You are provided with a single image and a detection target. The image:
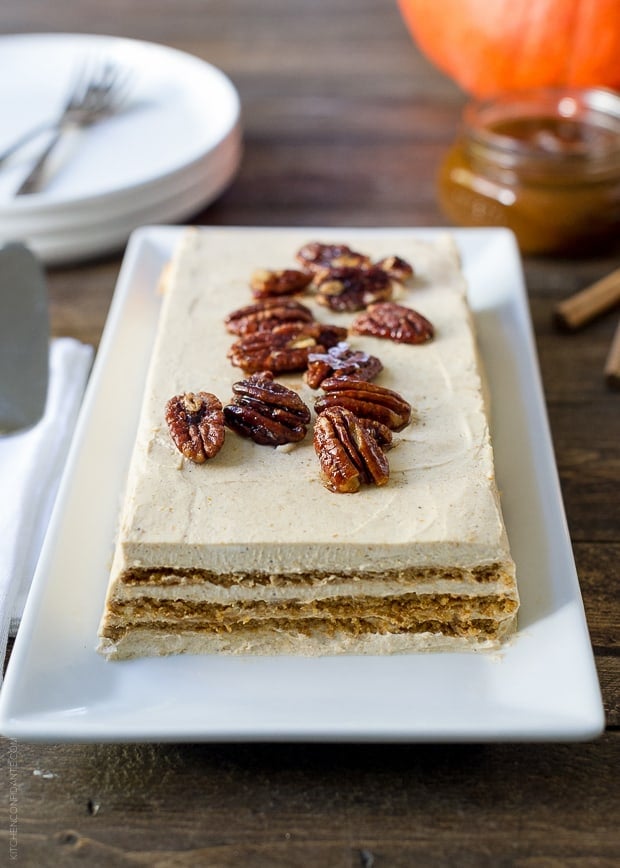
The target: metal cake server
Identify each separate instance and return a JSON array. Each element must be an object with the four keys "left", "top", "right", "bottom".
[{"left": 0, "top": 243, "right": 49, "bottom": 433}]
